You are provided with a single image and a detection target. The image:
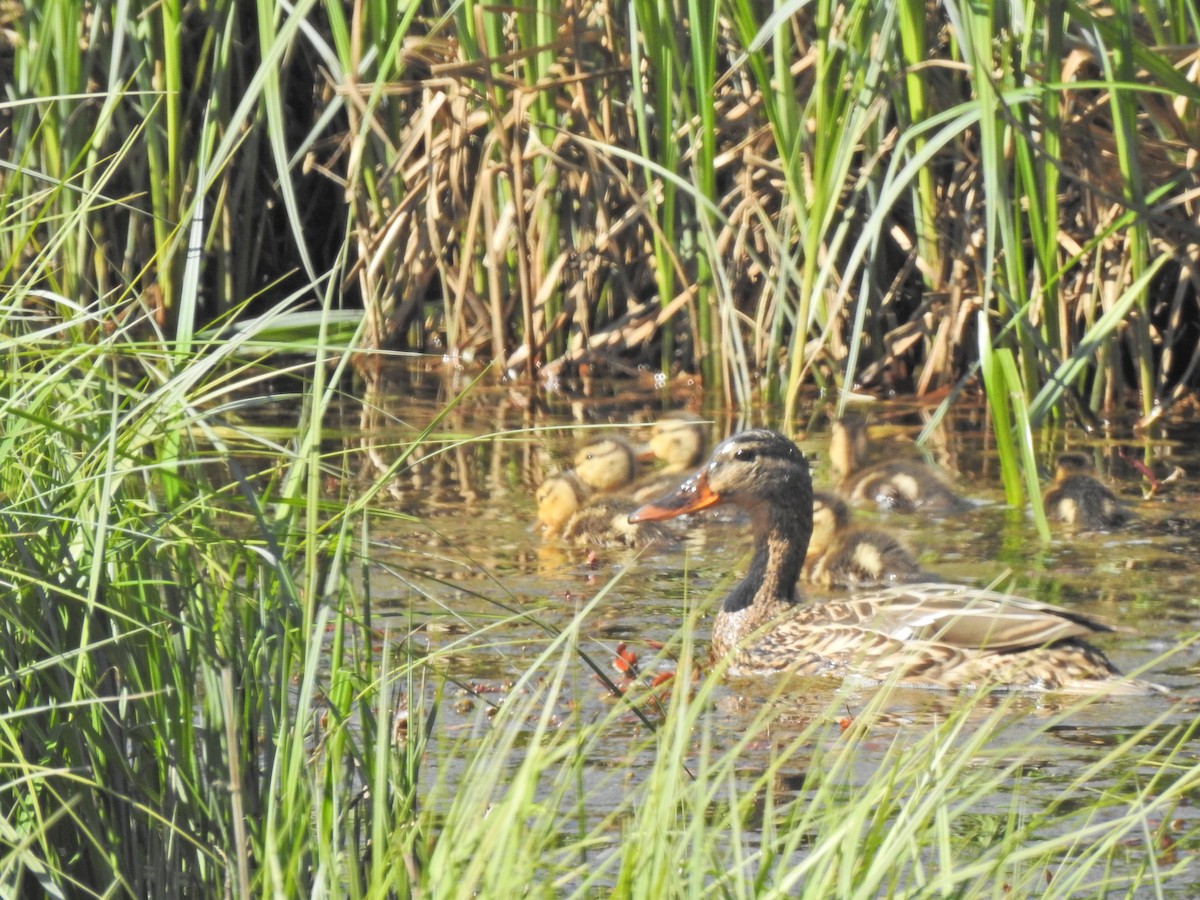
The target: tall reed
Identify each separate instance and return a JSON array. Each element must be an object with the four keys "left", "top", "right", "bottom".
[{"left": 5, "top": 2, "right": 1198, "bottom": 419}]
